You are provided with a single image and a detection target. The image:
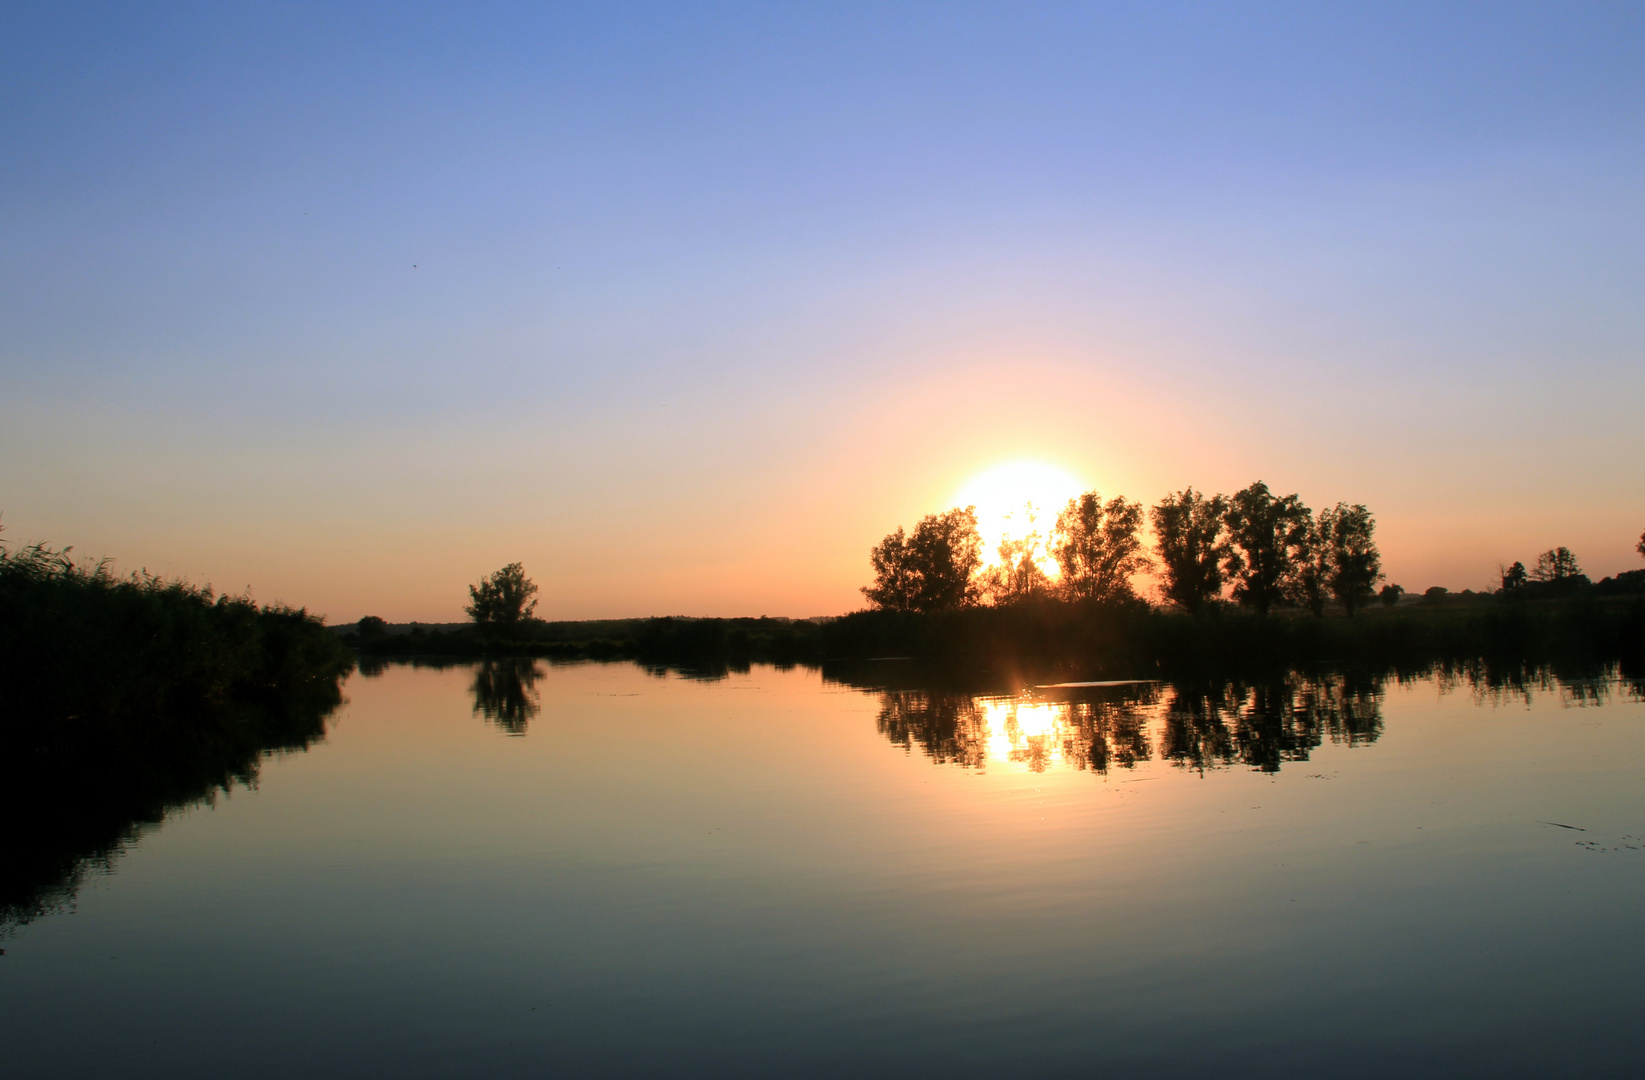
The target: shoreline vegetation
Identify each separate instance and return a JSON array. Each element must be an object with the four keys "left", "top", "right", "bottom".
[
  {"left": 0, "top": 540, "right": 352, "bottom": 726},
  {"left": 0, "top": 539, "right": 353, "bottom": 932},
  {"left": 3, "top": 511, "right": 1641, "bottom": 932},
  {"left": 347, "top": 591, "right": 1645, "bottom": 684},
  {"left": 349, "top": 481, "right": 1645, "bottom": 681}
]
